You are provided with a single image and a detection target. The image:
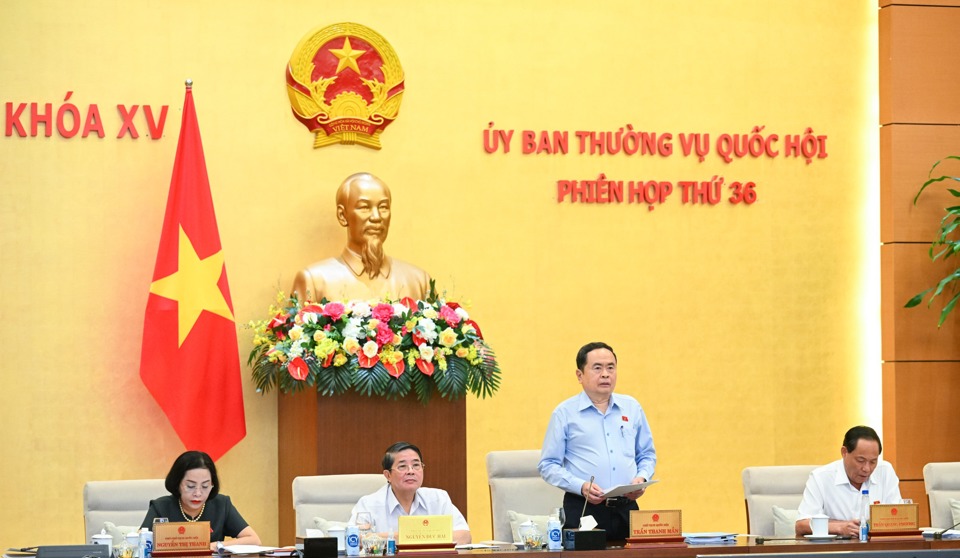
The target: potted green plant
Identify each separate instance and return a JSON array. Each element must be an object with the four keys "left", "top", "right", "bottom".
[{"left": 905, "top": 155, "right": 960, "bottom": 326}]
